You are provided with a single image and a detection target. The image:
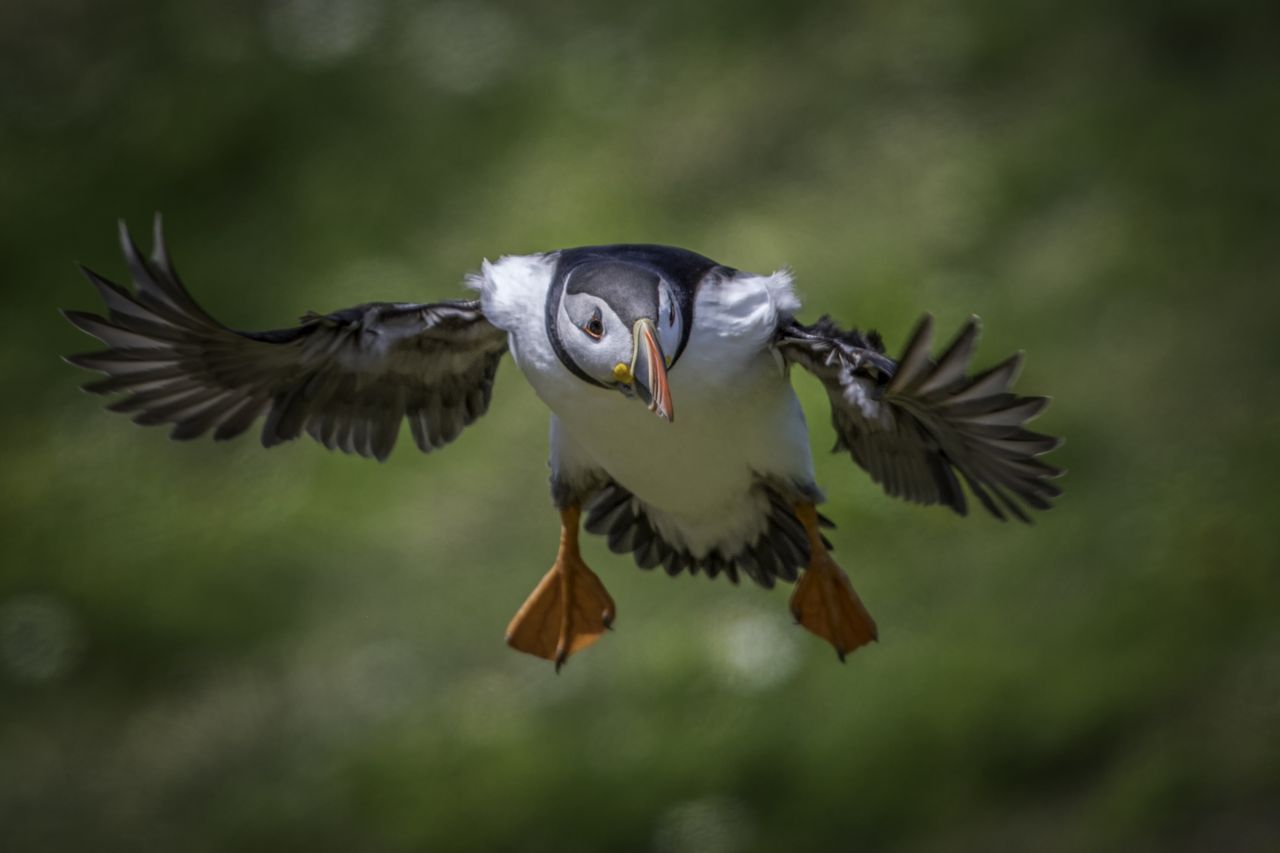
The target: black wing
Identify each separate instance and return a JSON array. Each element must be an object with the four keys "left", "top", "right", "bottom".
[
  {"left": 63, "top": 217, "right": 509, "bottom": 461},
  {"left": 777, "top": 314, "right": 1063, "bottom": 522}
]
